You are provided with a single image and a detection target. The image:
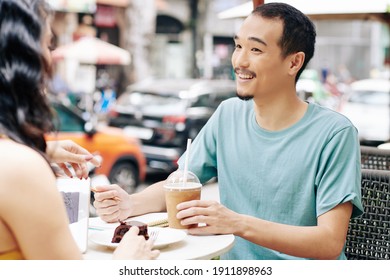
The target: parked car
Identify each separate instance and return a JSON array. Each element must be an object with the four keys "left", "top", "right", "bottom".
[
  {"left": 46, "top": 99, "right": 147, "bottom": 194},
  {"left": 107, "top": 78, "right": 237, "bottom": 172},
  {"left": 338, "top": 78, "right": 390, "bottom": 145}
]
